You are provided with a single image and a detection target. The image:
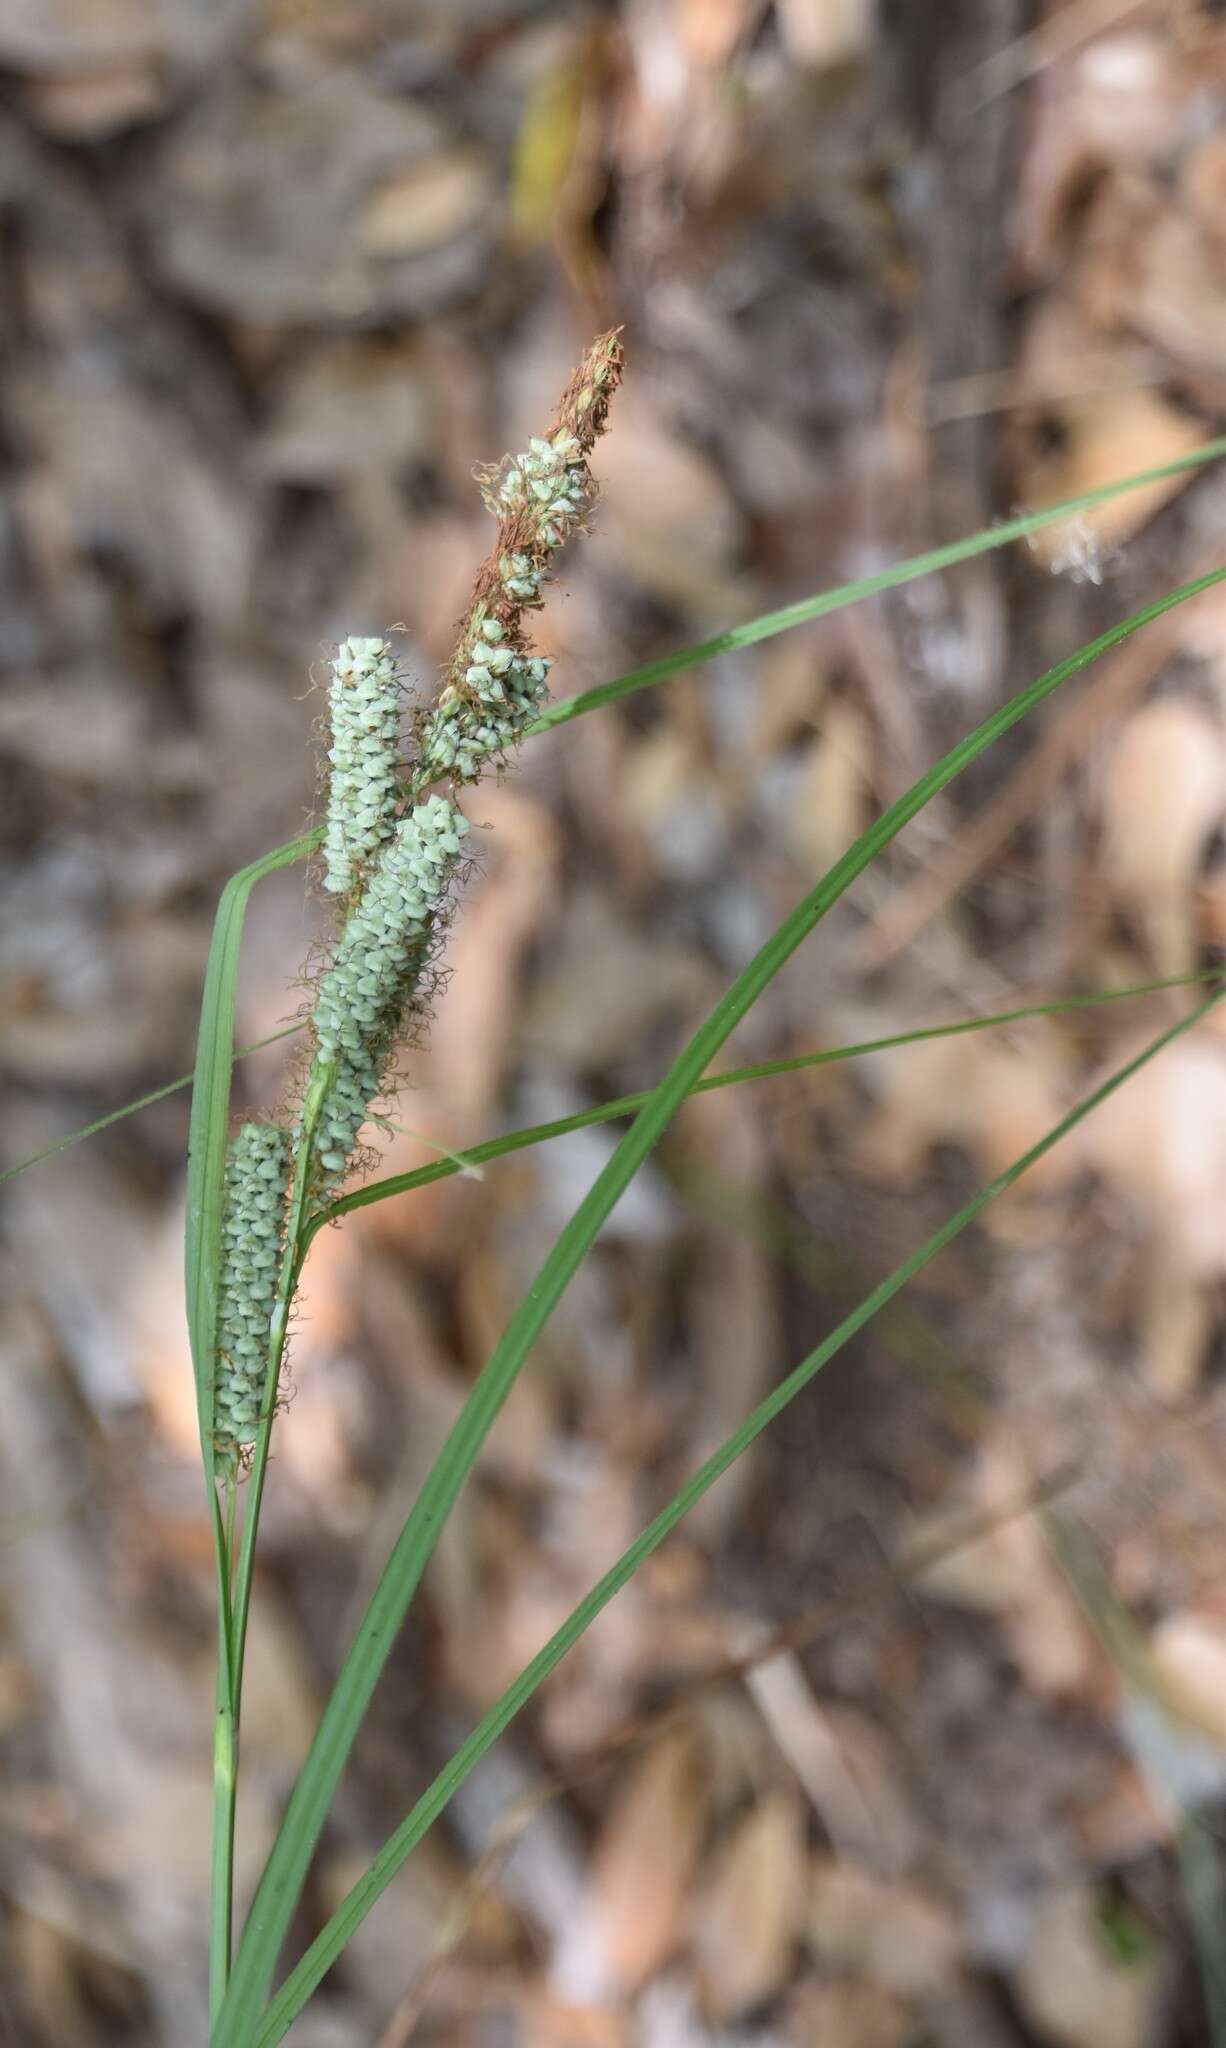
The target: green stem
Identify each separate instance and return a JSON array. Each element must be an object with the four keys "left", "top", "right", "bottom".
[
  {"left": 208, "top": 1481, "right": 237, "bottom": 2023},
  {"left": 189, "top": 839, "right": 314, "bottom": 2026}
]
